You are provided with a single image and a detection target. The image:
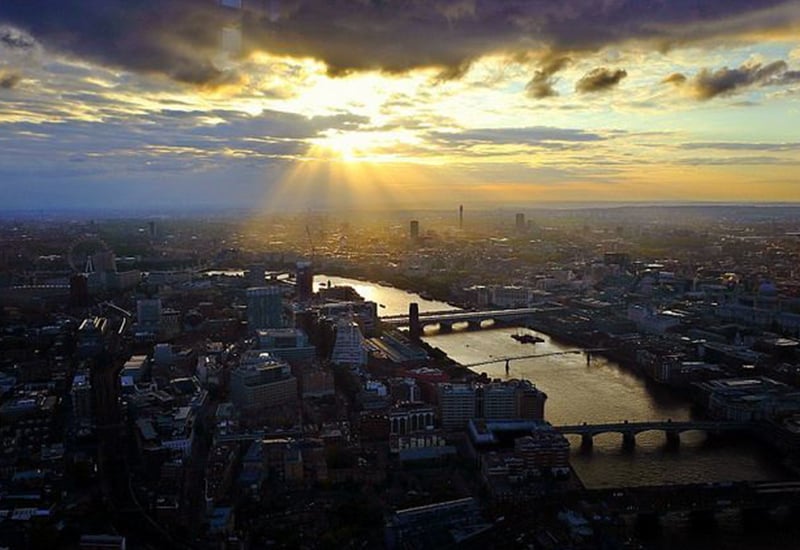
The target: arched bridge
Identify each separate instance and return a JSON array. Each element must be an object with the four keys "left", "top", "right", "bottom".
[
  {"left": 381, "top": 306, "right": 563, "bottom": 331},
  {"left": 555, "top": 420, "right": 750, "bottom": 449}
]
